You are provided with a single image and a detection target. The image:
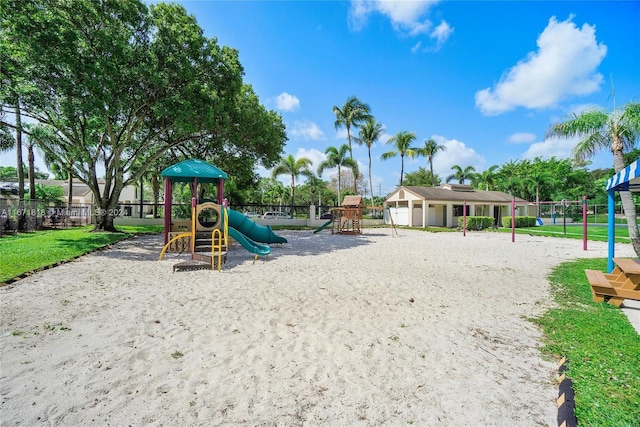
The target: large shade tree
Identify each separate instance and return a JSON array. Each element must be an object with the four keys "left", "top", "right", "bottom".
[
  {"left": 381, "top": 131, "right": 417, "bottom": 186},
  {"left": 271, "top": 154, "right": 313, "bottom": 211},
  {"left": 546, "top": 101, "right": 640, "bottom": 255},
  {"left": 0, "top": 0, "right": 285, "bottom": 231}
]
